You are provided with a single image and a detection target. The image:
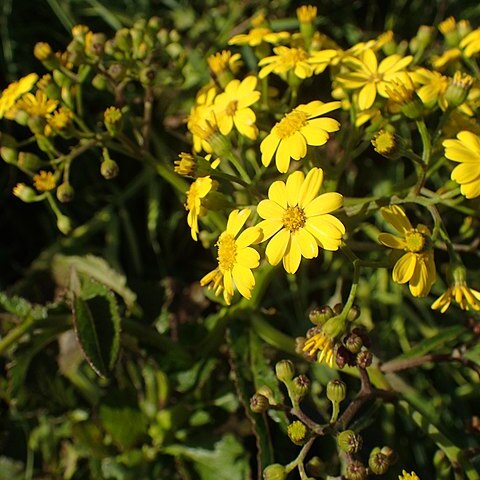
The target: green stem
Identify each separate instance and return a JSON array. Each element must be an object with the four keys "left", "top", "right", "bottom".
[
  {"left": 227, "top": 153, "right": 251, "bottom": 184},
  {"left": 0, "top": 316, "right": 35, "bottom": 355},
  {"left": 251, "top": 314, "right": 296, "bottom": 355},
  {"left": 415, "top": 119, "right": 431, "bottom": 193}
]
